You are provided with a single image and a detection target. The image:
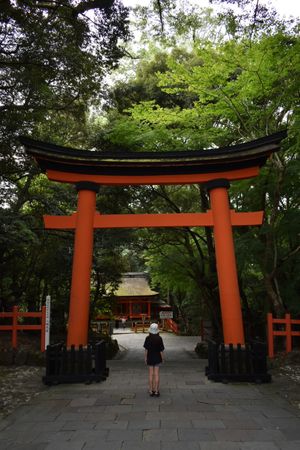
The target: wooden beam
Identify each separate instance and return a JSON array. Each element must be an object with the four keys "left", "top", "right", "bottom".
[
  {"left": 46, "top": 166, "right": 260, "bottom": 185},
  {"left": 44, "top": 210, "right": 263, "bottom": 229}
]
